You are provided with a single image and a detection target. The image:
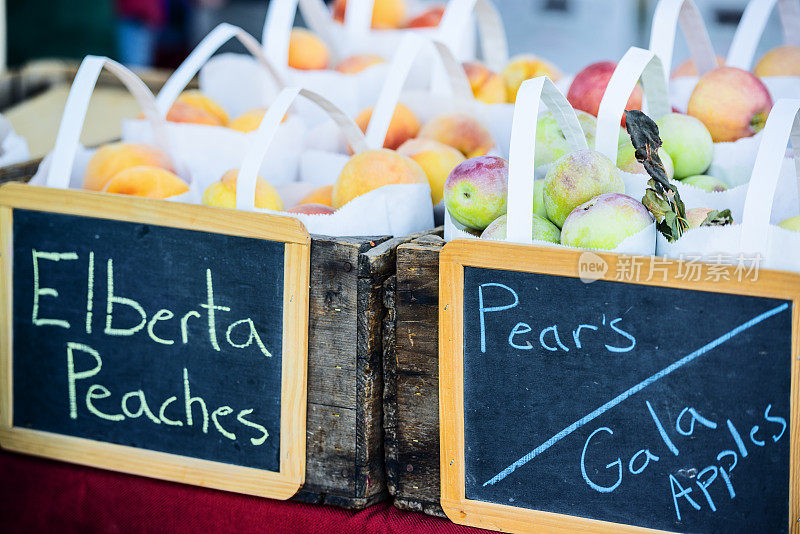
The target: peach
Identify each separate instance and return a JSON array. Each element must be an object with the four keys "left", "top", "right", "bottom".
[
  {"left": 568, "top": 61, "right": 642, "bottom": 127},
  {"left": 287, "top": 203, "right": 335, "bottom": 215},
  {"left": 404, "top": 5, "right": 445, "bottom": 28},
  {"left": 166, "top": 91, "right": 228, "bottom": 126},
  {"left": 335, "top": 54, "right": 385, "bottom": 74},
  {"left": 332, "top": 0, "right": 406, "bottom": 29},
  {"left": 418, "top": 113, "right": 495, "bottom": 158},
  {"left": 333, "top": 148, "right": 427, "bottom": 208},
  {"left": 754, "top": 45, "right": 800, "bottom": 77},
  {"left": 299, "top": 184, "right": 334, "bottom": 207},
  {"left": 84, "top": 142, "right": 173, "bottom": 191},
  {"left": 103, "top": 166, "right": 189, "bottom": 199},
  {"left": 687, "top": 66, "right": 773, "bottom": 142},
  {"left": 463, "top": 62, "right": 507, "bottom": 104},
  {"left": 202, "top": 170, "right": 284, "bottom": 211},
  {"left": 397, "top": 138, "right": 466, "bottom": 204},
  {"left": 229, "top": 108, "right": 266, "bottom": 133},
  {"left": 176, "top": 90, "right": 228, "bottom": 124},
  {"left": 671, "top": 56, "right": 725, "bottom": 78},
  {"left": 355, "top": 103, "right": 420, "bottom": 150},
  {"left": 288, "top": 28, "right": 330, "bottom": 71},
  {"left": 501, "top": 54, "right": 563, "bottom": 103}
]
